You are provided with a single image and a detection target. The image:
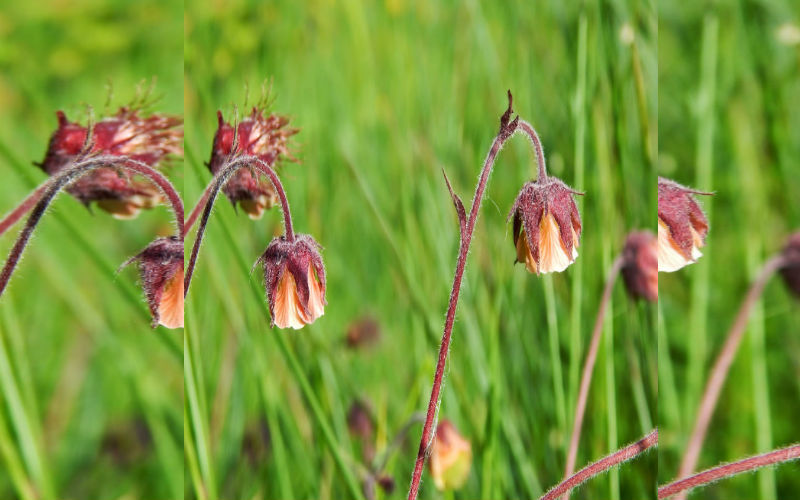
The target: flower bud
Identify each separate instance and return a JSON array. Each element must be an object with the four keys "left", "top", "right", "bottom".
[
  {"left": 657, "top": 177, "right": 710, "bottom": 272},
  {"left": 621, "top": 231, "right": 658, "bottom": 302},
  {"left": 122, "top": 237, "right": 184, "bottom": 329},
  {"left": 429, "top": 420, "right": 472, "bottom": 491},
  {"left": 508, "top": 177, "right": 582, "bottom": 274},
  {"left": 779, "top": 232, "right": 800, "bottom": 297},
  {"left": 208, "top": 108, "right": 298, "bottom": 219},
  {"left": 38, "top": 108, "right": 182, "bottom": 219},
  {"left": 257, "top": 234, "right": 326, "bottom": 329}
]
